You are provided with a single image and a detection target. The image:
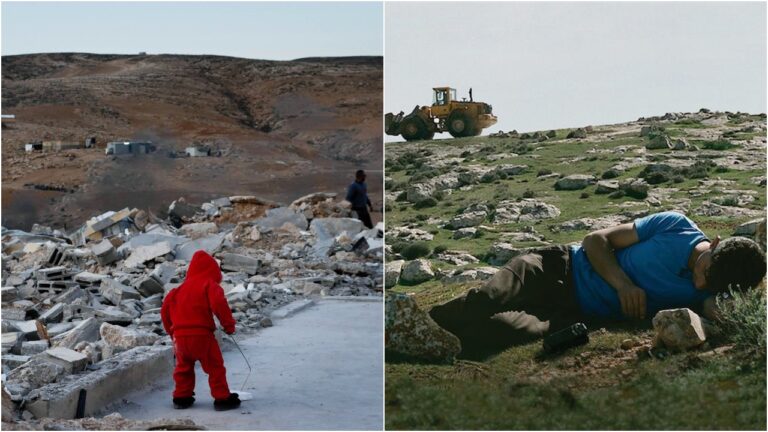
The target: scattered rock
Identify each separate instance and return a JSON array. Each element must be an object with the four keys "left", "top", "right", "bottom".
[
  {"left": 400, "top": 259, "right": 434, "bottom": 284},
  {"left": 652, "top": 308, "right": 707, "bottom": 352}
]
